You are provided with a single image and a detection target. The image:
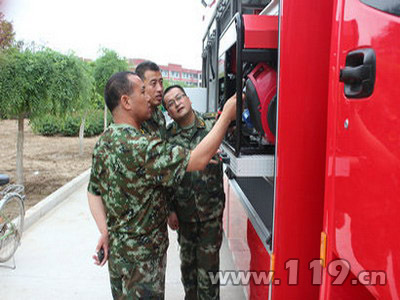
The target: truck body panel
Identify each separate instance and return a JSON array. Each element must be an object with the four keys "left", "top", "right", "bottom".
[
  {"left": 322, "top": 0, "right": 400, "bottom": 298},
  {"left": 200, "top": 0, "right": 400, "bottom": 298}
]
